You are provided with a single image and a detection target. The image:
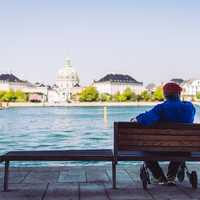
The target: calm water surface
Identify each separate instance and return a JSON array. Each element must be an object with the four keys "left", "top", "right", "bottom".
[{"left": 0, "top": 106, "right": 200, "bottom": 166}]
